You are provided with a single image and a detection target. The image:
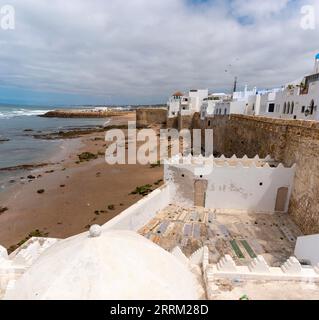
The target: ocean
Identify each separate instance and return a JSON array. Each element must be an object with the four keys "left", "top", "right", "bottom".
[{"left": 0, "top": 104, "right": 106, "bottom": 191}]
